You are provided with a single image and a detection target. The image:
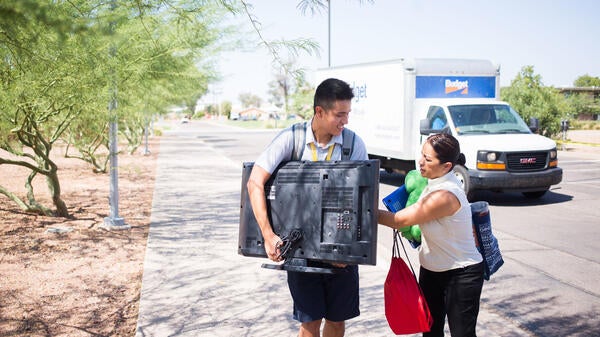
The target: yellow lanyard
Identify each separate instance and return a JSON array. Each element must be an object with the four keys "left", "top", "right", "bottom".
[{"left": 309, "top": 142, "right": 335, "bottom": 161}]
